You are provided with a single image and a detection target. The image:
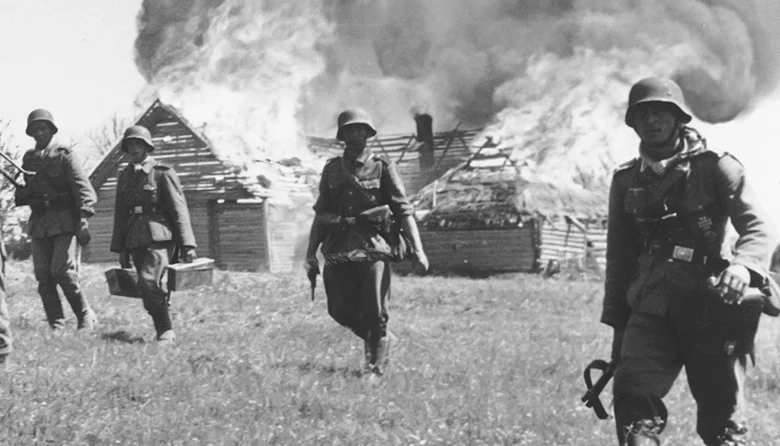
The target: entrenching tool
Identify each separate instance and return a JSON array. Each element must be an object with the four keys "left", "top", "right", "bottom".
[{"left": 581, "top": 359, "right": 616, "bottom": 420}]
